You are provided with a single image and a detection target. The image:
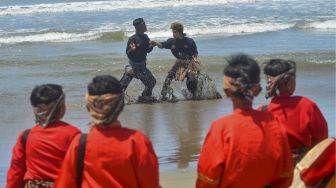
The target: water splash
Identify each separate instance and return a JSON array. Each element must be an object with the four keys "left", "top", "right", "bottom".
[{"left": 181, "top": 72, "right": 222, "bottom": 100}]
